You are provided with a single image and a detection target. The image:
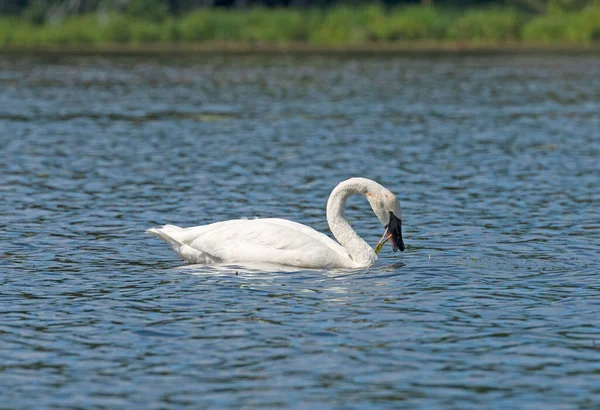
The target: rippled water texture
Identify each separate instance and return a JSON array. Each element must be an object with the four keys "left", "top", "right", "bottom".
[{"left": 1, "top": 53, "right": 599, "bottom": 408}]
